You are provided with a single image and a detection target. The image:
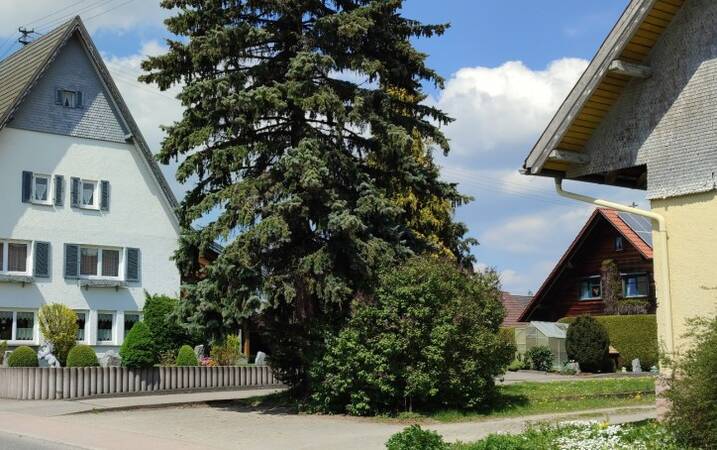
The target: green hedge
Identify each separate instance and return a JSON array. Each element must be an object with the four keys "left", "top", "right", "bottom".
[
  {"left": 8, "top": 346, "right": 38, "bottom": 367},
  {"left": 559, "top": 315, "right": 658, "bottom": 370},
  {"left": 66, "top": 345, "right": 99, "bottom": 367}
]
